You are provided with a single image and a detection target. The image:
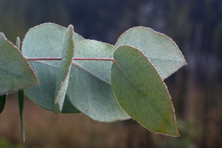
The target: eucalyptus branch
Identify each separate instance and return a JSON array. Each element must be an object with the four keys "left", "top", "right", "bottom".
[
  {"left": 26, "top": 57, "right": 115, "bottom": 62},
  {"left": 0, "top": 23, "right": 187, "bottom": 140}
]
